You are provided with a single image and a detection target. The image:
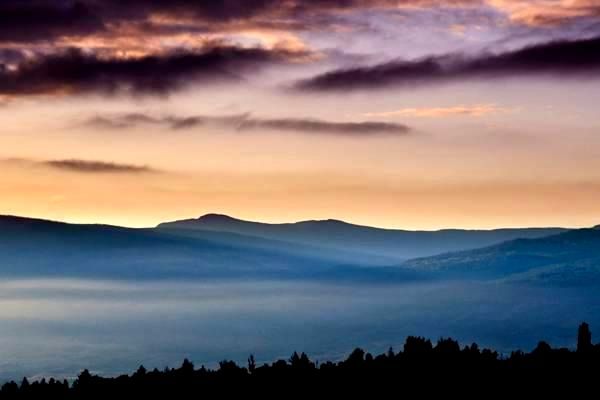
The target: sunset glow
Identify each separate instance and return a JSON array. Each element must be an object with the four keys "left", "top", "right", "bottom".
[{"left": 1, "top": 0, "right": 600, "bottom": 229}]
